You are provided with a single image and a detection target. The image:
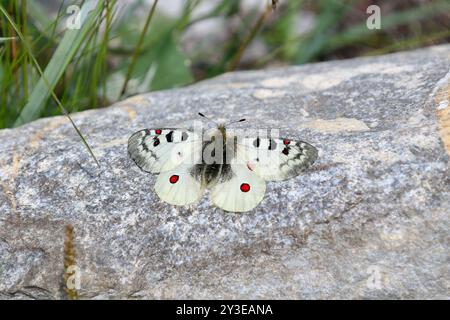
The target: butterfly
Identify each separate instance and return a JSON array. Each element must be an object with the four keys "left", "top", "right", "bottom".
[{"left": 127, "top": 113, "right": 318, "bottom": 212}]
